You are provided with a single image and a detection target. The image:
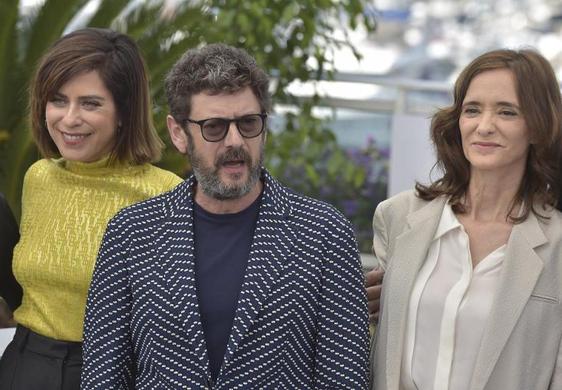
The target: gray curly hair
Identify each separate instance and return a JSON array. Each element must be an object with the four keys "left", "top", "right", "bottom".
[{"left": 165, "top": 43, "right": 271, "bottom": 123}]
